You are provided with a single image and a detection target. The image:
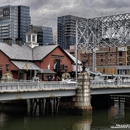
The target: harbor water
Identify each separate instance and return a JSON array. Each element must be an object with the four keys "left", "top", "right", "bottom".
[{"left": 0, "top": 96, "right": 130, "bottom": 130}]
